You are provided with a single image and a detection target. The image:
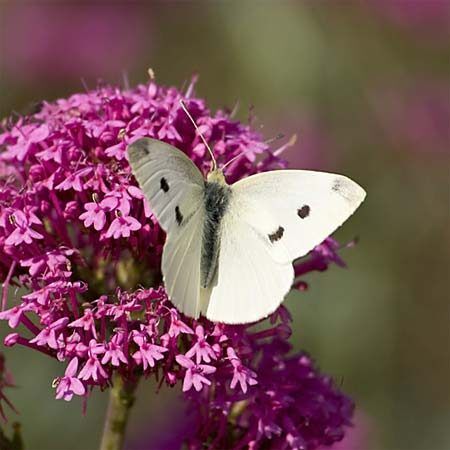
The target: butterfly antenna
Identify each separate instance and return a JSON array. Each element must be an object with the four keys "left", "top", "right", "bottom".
[
  {"left": 179, "top": 99, "right": 217, "bottom": 171},
  {"left": 264, "top": 133, "right": 284, "bottom": 145},
  {"left": 221, "top": 133, "right": 285, "bottom": 171},
  {"left": 221, "top": 147, "right": 257, "bottom": 171}
]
